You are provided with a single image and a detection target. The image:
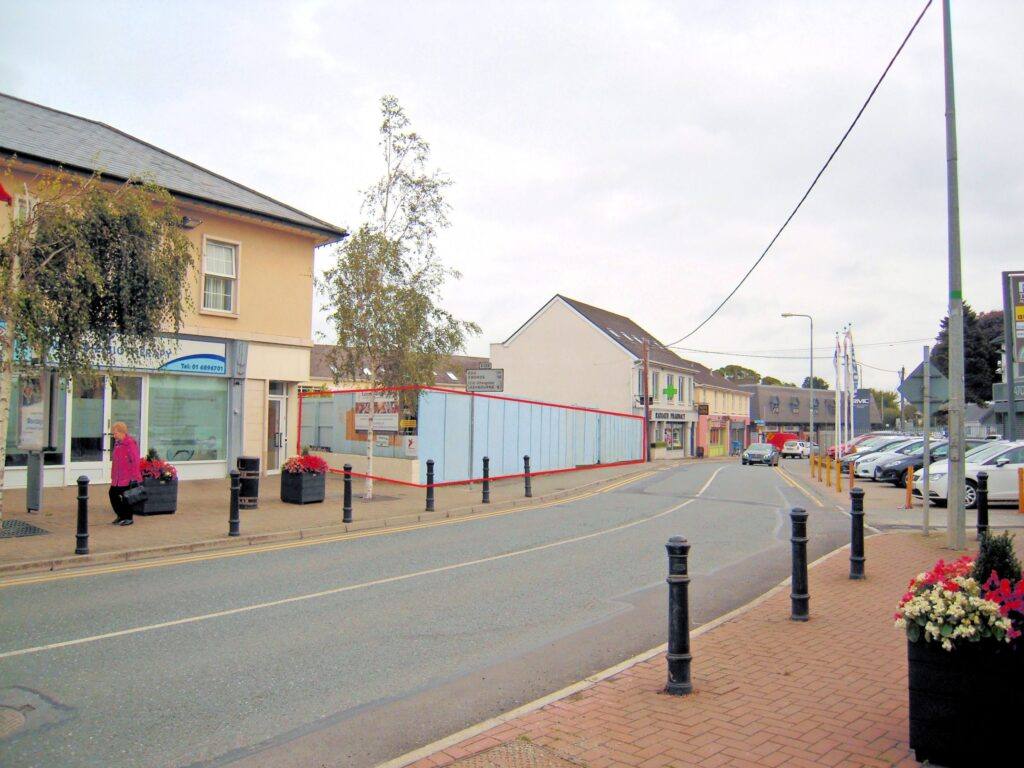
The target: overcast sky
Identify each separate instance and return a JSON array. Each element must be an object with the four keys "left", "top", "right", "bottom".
[{"left": 2, "top": 1, "right": 1021, "bottom": 392}]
